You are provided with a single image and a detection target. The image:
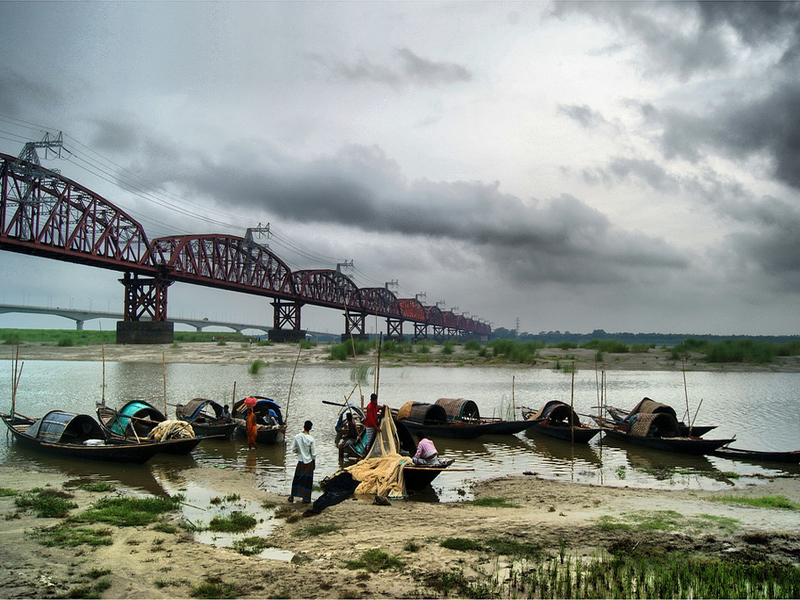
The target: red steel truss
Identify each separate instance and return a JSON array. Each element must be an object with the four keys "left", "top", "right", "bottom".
[{"left": 0, "top": 152, "right": 491, "bottom": 337}]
